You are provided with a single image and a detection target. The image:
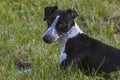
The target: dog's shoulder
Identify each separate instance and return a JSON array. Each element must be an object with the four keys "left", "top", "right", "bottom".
[{"left": 66, "top": 33, "right": 95, "bottom": 46}]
